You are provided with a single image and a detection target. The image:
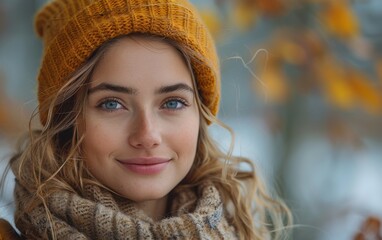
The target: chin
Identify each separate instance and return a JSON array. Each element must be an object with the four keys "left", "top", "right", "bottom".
[{"left": 122, "top": 189, "right": 170, "bottom": 203}]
